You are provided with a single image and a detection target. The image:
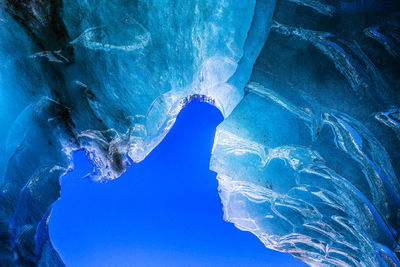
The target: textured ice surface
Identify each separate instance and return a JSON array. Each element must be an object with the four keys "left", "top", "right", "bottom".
[{"left": 0, "top": 0, "right": 399, "bottom": 266}]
